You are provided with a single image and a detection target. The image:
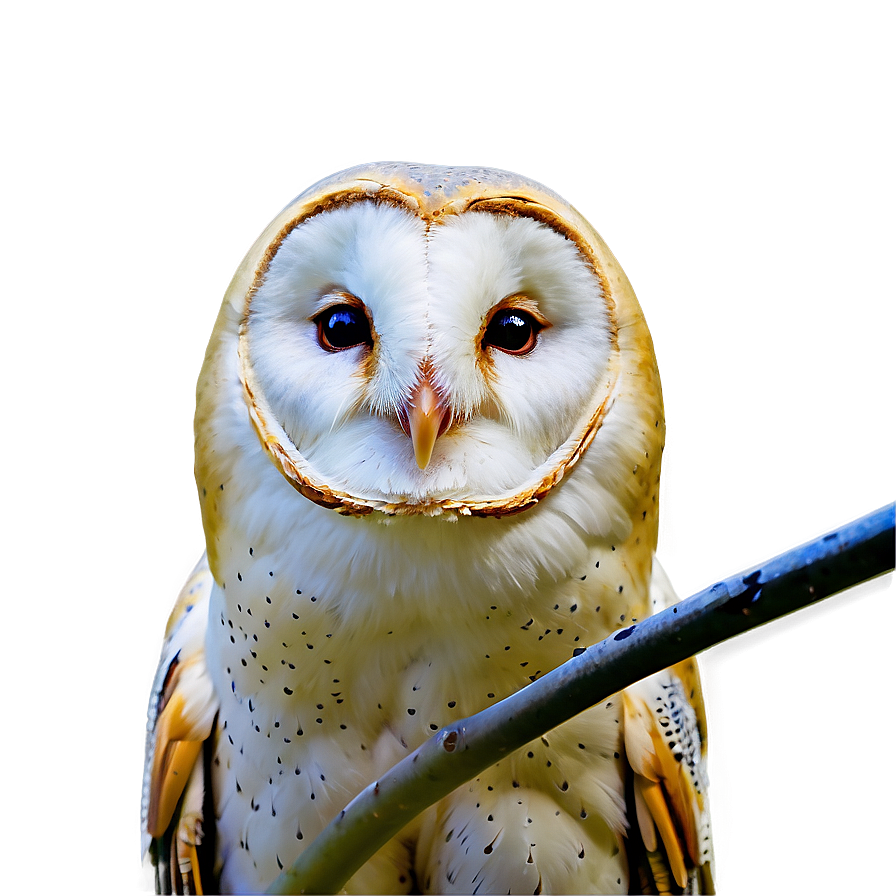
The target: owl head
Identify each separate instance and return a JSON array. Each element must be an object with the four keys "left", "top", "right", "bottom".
[{"left": 195, "top": 163, "right": 663, "bottom": 562}]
